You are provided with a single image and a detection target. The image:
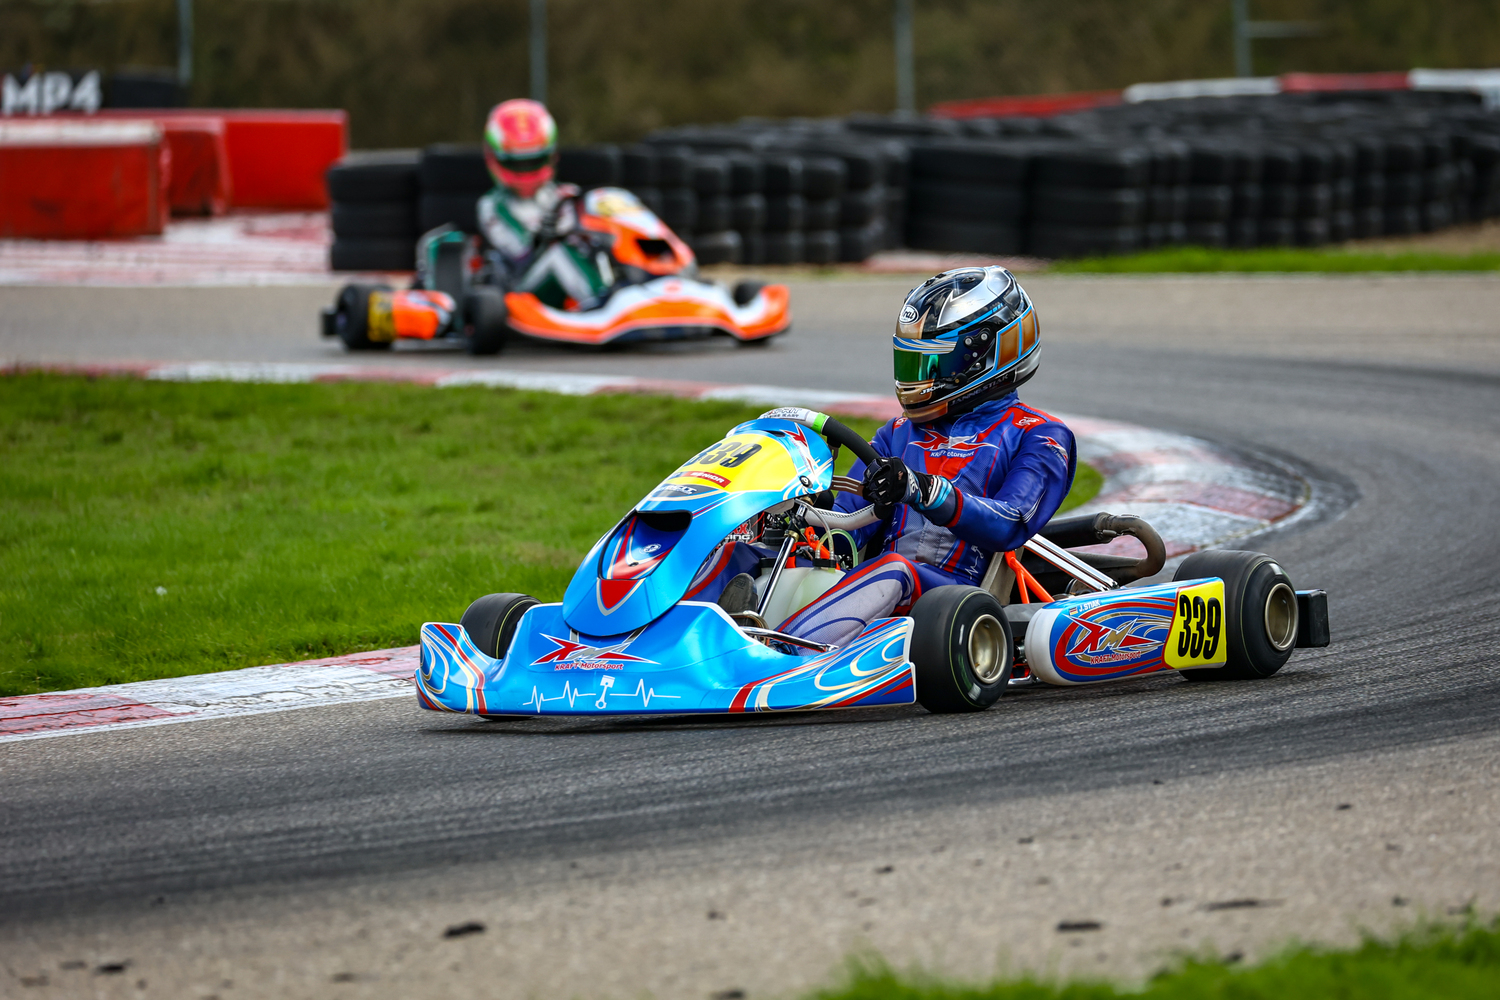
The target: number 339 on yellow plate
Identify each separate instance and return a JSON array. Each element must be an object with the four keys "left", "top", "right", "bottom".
[{"left": 1166, "top": 580, "right": 1228, "bottom": 669}]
